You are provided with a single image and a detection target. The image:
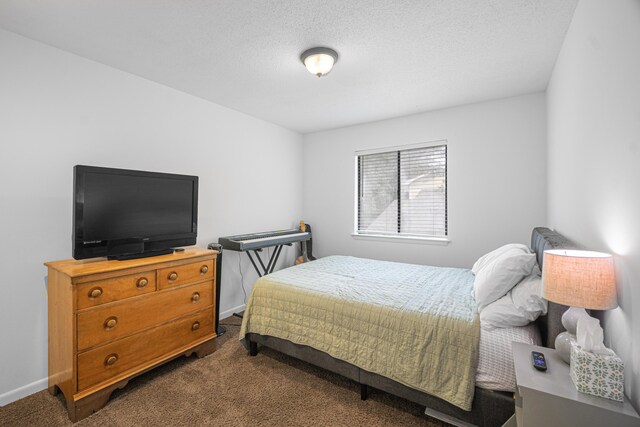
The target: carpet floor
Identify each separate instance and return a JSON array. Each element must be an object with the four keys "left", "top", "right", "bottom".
[{"left": 0, "top": 317, "right": 450, "bottom": 427}]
